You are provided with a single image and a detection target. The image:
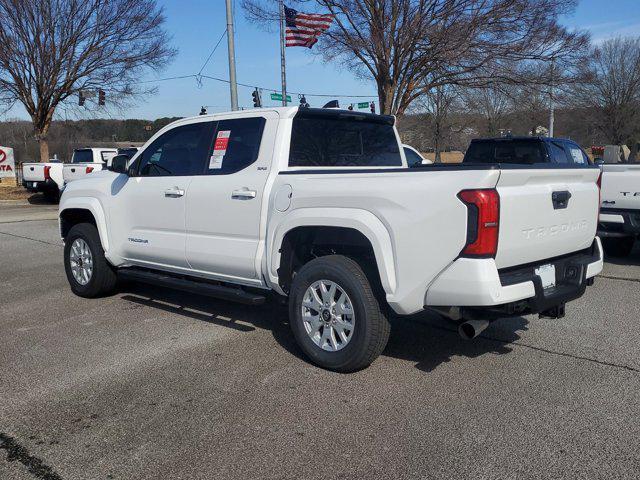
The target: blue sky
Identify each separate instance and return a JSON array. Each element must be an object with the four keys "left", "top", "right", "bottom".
[{"left": 3, "top": 0, "right": 640, "bottom": 121}]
